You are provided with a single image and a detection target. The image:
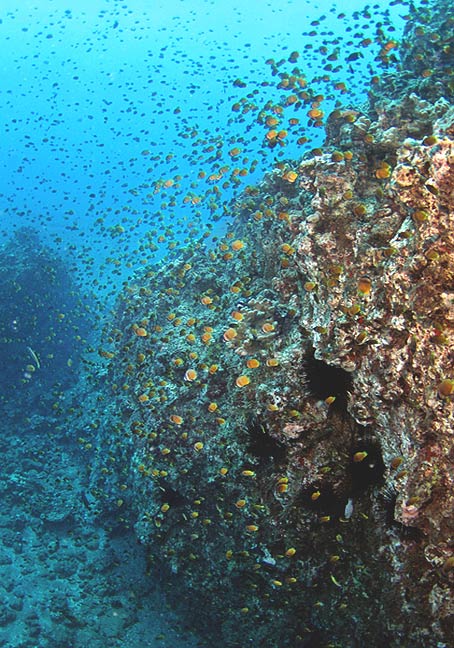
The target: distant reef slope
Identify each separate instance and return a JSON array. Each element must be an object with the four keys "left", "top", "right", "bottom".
[
  {"left": 0, "top": 227, "right": 94, "bottom": 420},
  {"left": 97, "top": 2, "right": 454, "bottom": 646}
]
